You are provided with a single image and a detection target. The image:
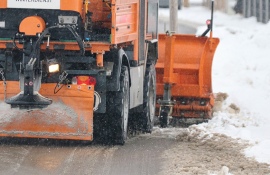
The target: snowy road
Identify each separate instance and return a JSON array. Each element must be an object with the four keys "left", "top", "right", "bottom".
[
  {"left": 0, "top": 129, "right": 269, "bottom": 175},
  {"left": 0, "top": 133, "right": 177, "bottom": 175}
]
